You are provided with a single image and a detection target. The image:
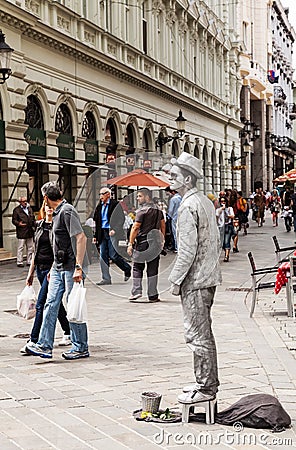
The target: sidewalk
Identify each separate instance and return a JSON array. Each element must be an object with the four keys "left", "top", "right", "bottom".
[{"left": 0, "top": 216, "right": 296, "bottom": 449}]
